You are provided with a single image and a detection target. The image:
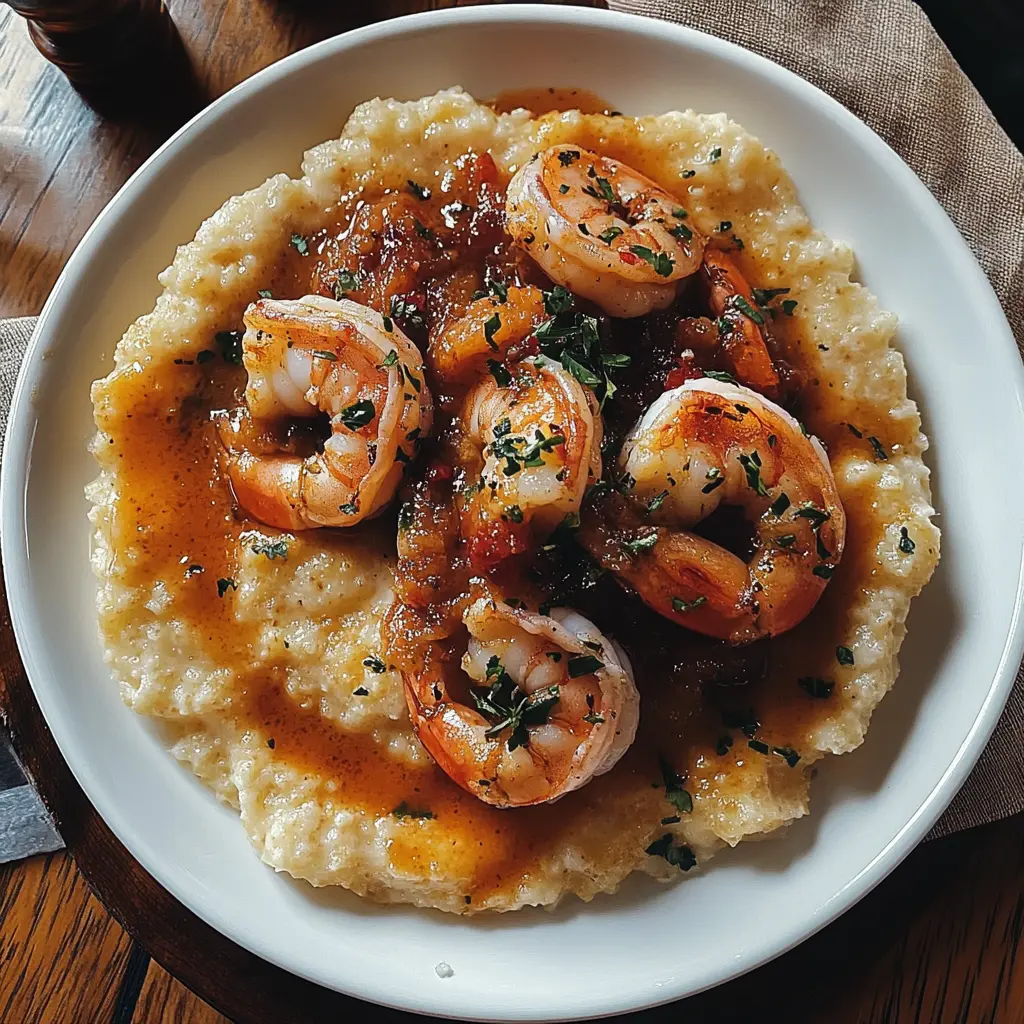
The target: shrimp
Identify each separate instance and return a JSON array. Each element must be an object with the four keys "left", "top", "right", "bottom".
[
  {"left": 402, "top": 596, "right": 639, "bottom": 807},
  {"left": 700, "top": 248, "right": 781, "bottom": 399},
  {"left": 428, "top": 284, "right": 548, "bottom": 385},
  {"left": 459, "top": 359, "right": 602, "bottom": 569},
  {"left": 586, "top": 378, "right": 845, "bottom": 643},
  {"left": 220, "top": 295, "right": 432, "bottom": 530},
  {"left": 506, "top": 144, "right": 706, "bottom": 318}
]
